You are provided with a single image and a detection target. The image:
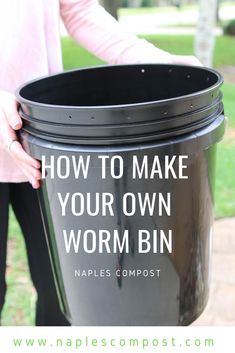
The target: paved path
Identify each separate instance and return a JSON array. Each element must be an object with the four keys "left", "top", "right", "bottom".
[{"left": 194, "top": 218, "right": 235, "bottom": 326}]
